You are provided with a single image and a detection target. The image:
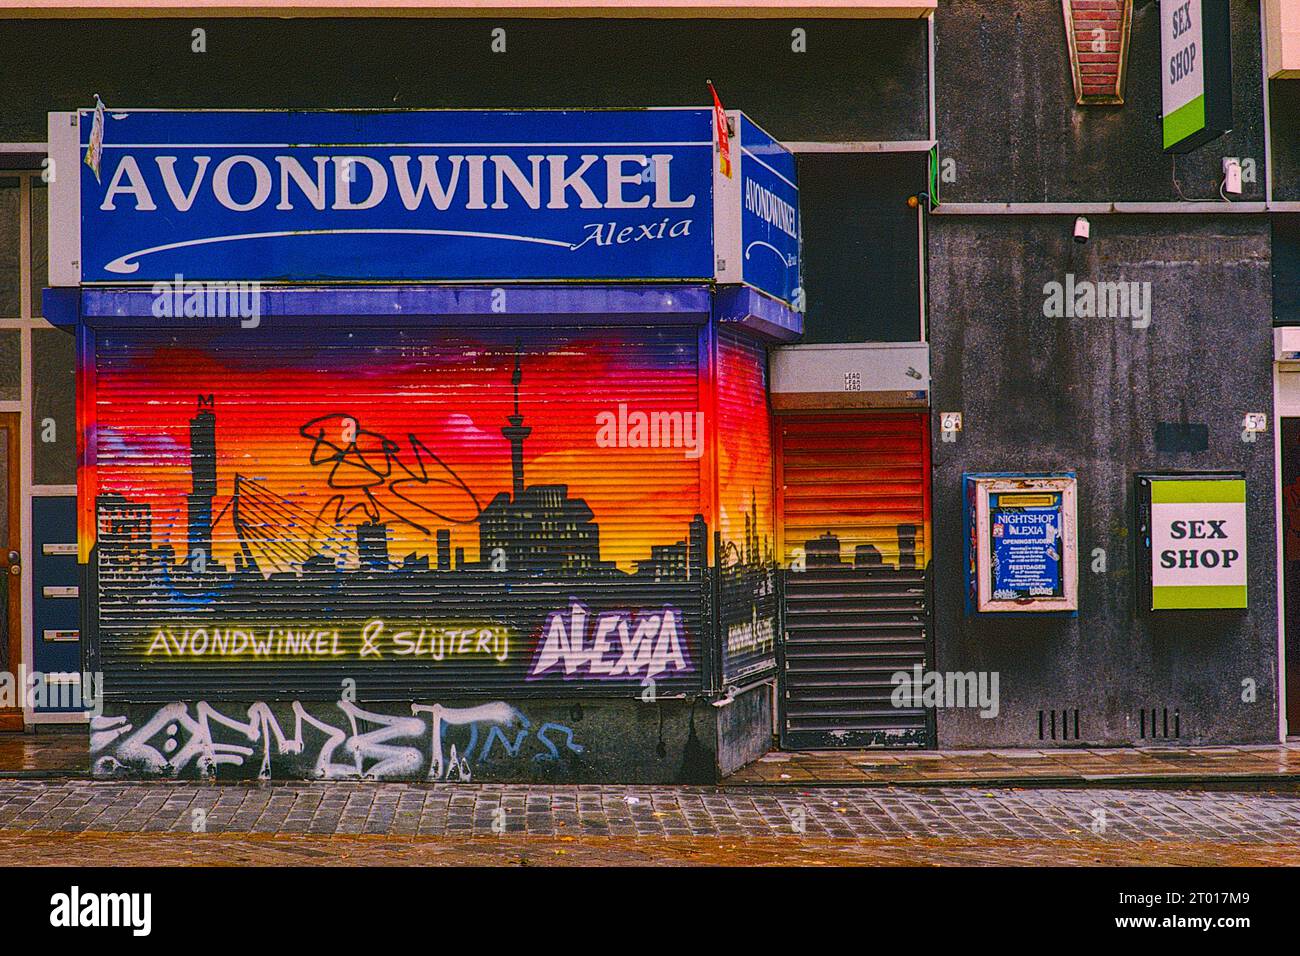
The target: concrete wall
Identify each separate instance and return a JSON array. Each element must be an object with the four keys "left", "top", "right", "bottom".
[
  {"left": 716, "top": 681, "right": 775, "bottom": 776},
  {"left": 928, "top": 214, "right": 1277, "bottom": 746},
  {"left": 927, "top": 1, "right": 1279, "bottom": 747}
]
